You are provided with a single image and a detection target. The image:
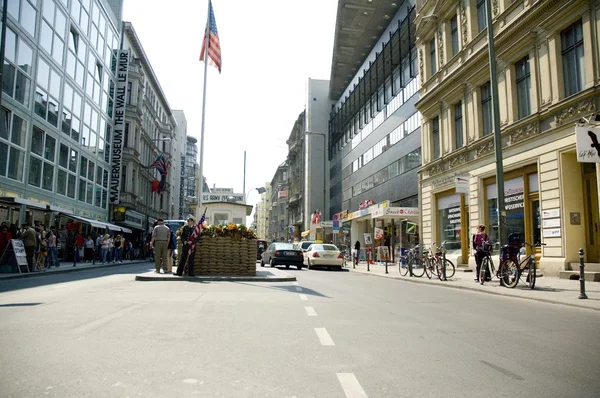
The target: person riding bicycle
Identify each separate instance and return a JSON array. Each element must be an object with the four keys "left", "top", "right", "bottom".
[{"left": 473, "top": 225, "right": 490, "bottom": 283}]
